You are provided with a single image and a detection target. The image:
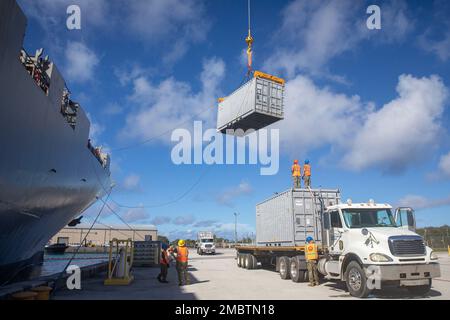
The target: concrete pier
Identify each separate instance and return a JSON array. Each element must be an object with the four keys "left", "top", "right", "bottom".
[{"left": 51, "top": 249, "right": 450, "bottom": 300}]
